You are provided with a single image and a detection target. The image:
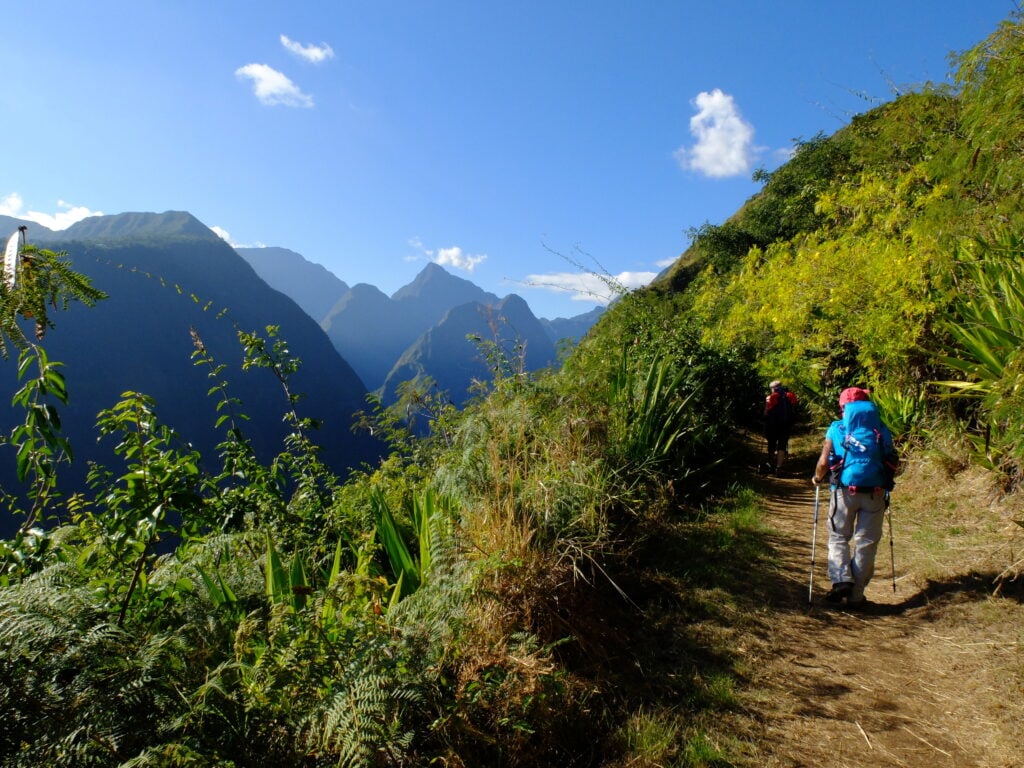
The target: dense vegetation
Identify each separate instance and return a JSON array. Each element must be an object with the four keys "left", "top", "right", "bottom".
[{"left": 2, "top": 10, "right": 1024, "bottom": 767}]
